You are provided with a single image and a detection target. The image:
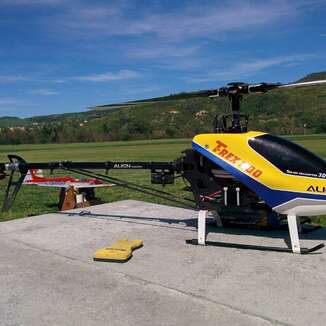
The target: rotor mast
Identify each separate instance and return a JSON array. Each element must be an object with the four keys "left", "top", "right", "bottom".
[
  {"left": 204, "top": 79, "right": 326, "bottom": 133},
  {"left": 224, "top": 82, "right": 246, "bottom": 132}
]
